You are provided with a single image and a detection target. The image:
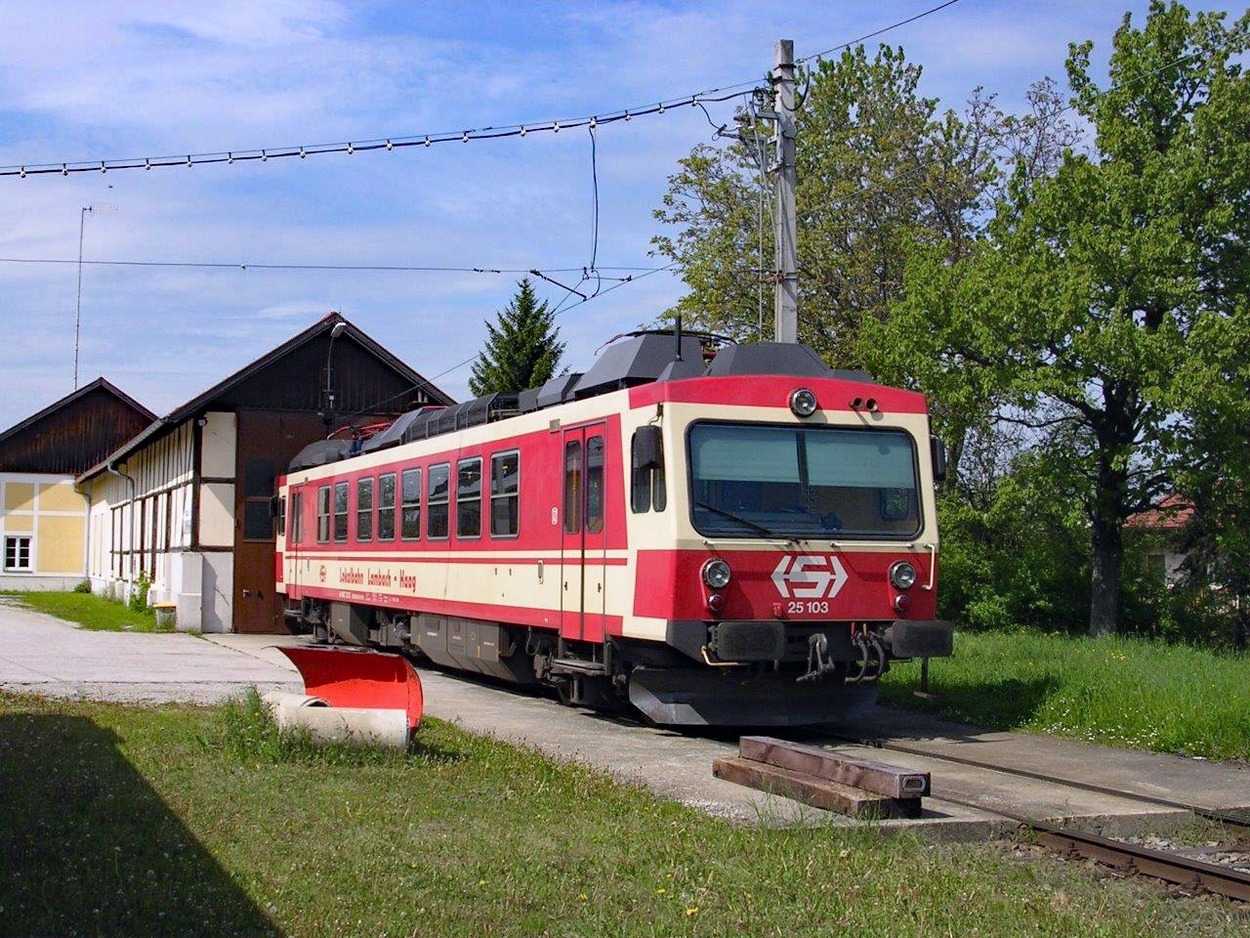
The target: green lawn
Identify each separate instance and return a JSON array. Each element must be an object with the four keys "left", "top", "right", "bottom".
[
  {"left": 2, "top": 589, "right": 162, "bottom": 632},
  {"left": 2, "top": 691, "right": 1246, "bottom": 938},
  {"left": 881, "top": 631, "right": 1250, "bottom": 761}
]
